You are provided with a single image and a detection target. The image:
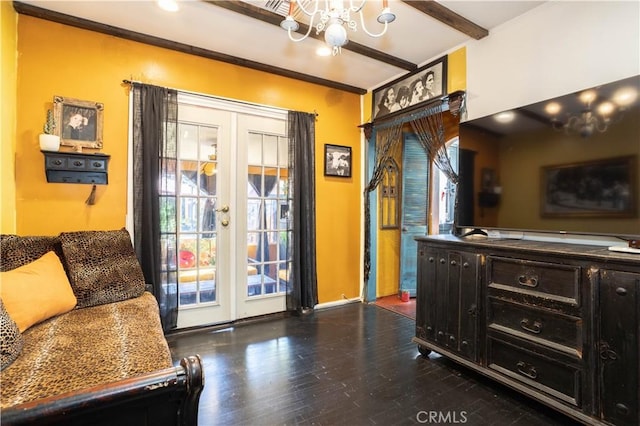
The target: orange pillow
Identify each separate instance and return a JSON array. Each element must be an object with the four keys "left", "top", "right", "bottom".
[{"left": 0, "top": 251, "right": 77, "bottom": 332}]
